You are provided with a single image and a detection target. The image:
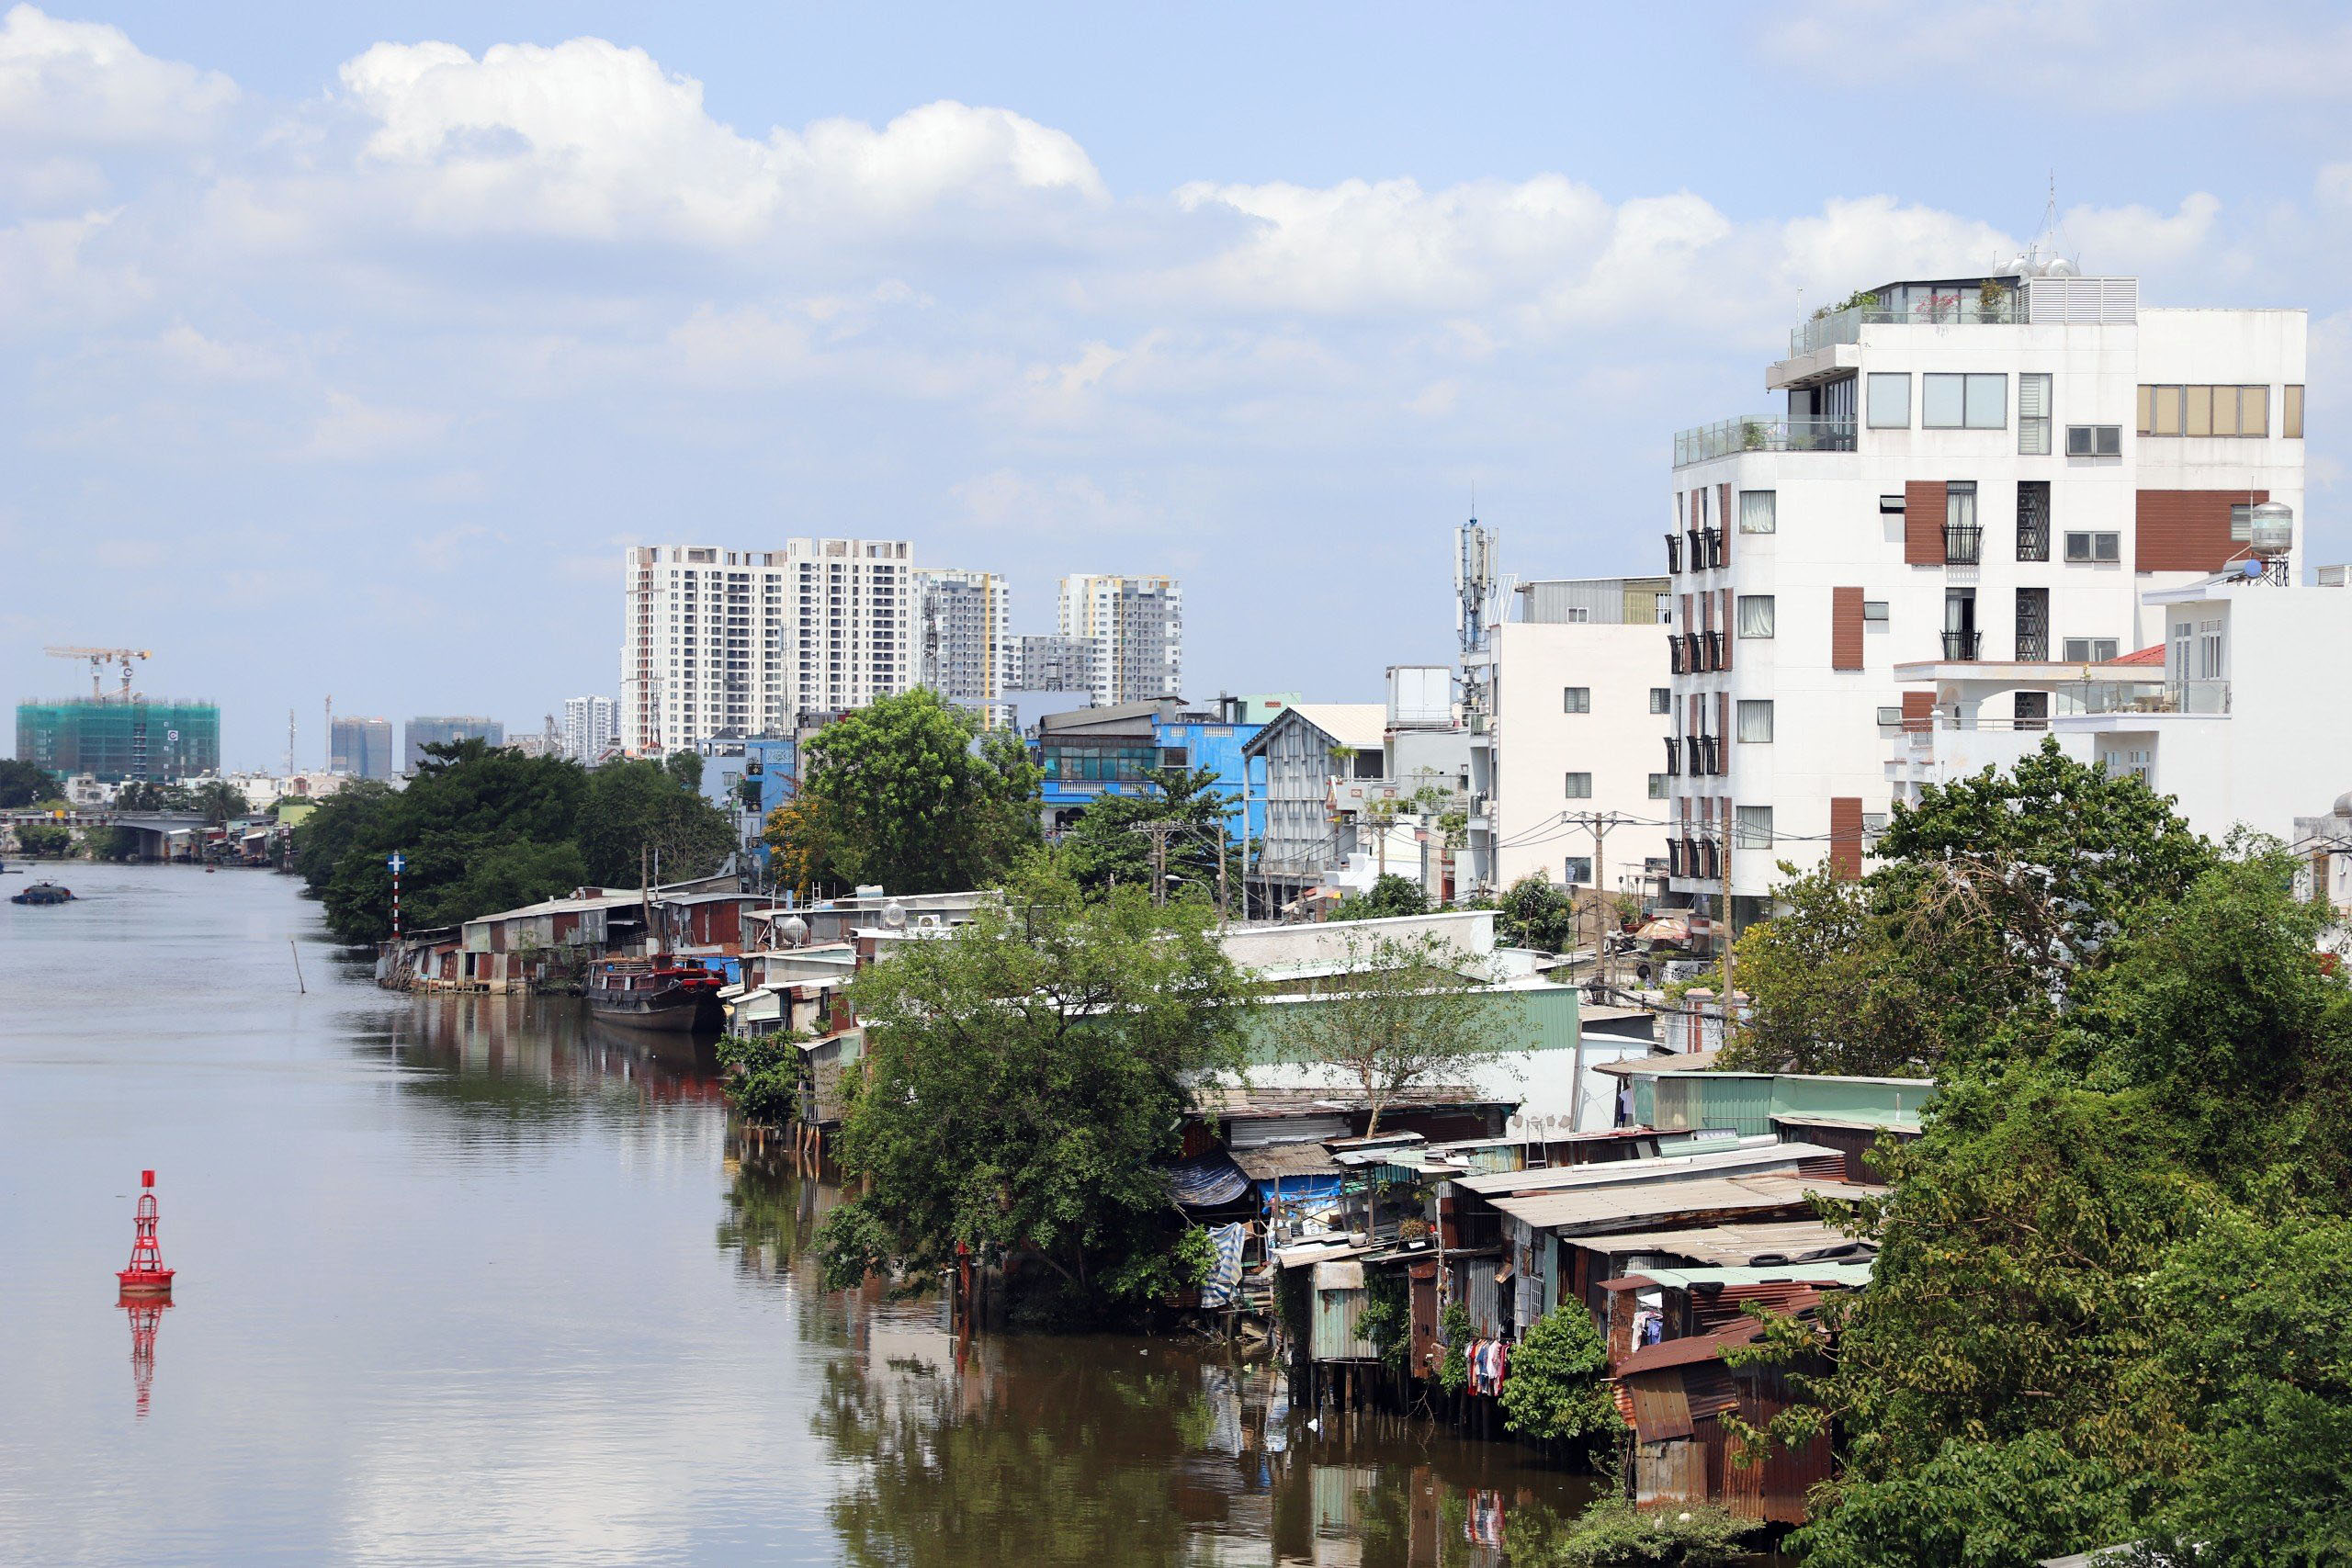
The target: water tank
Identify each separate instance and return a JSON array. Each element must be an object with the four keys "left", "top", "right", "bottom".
[
  {"left": 779, "top": 915, "right": 808, "bottom": 947},
  {"left": 2247, "top": 501, "right": 2295, "bottom": 558},
  {"left": 880, "top": 900, "right": 908, "bottom": 930}
]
